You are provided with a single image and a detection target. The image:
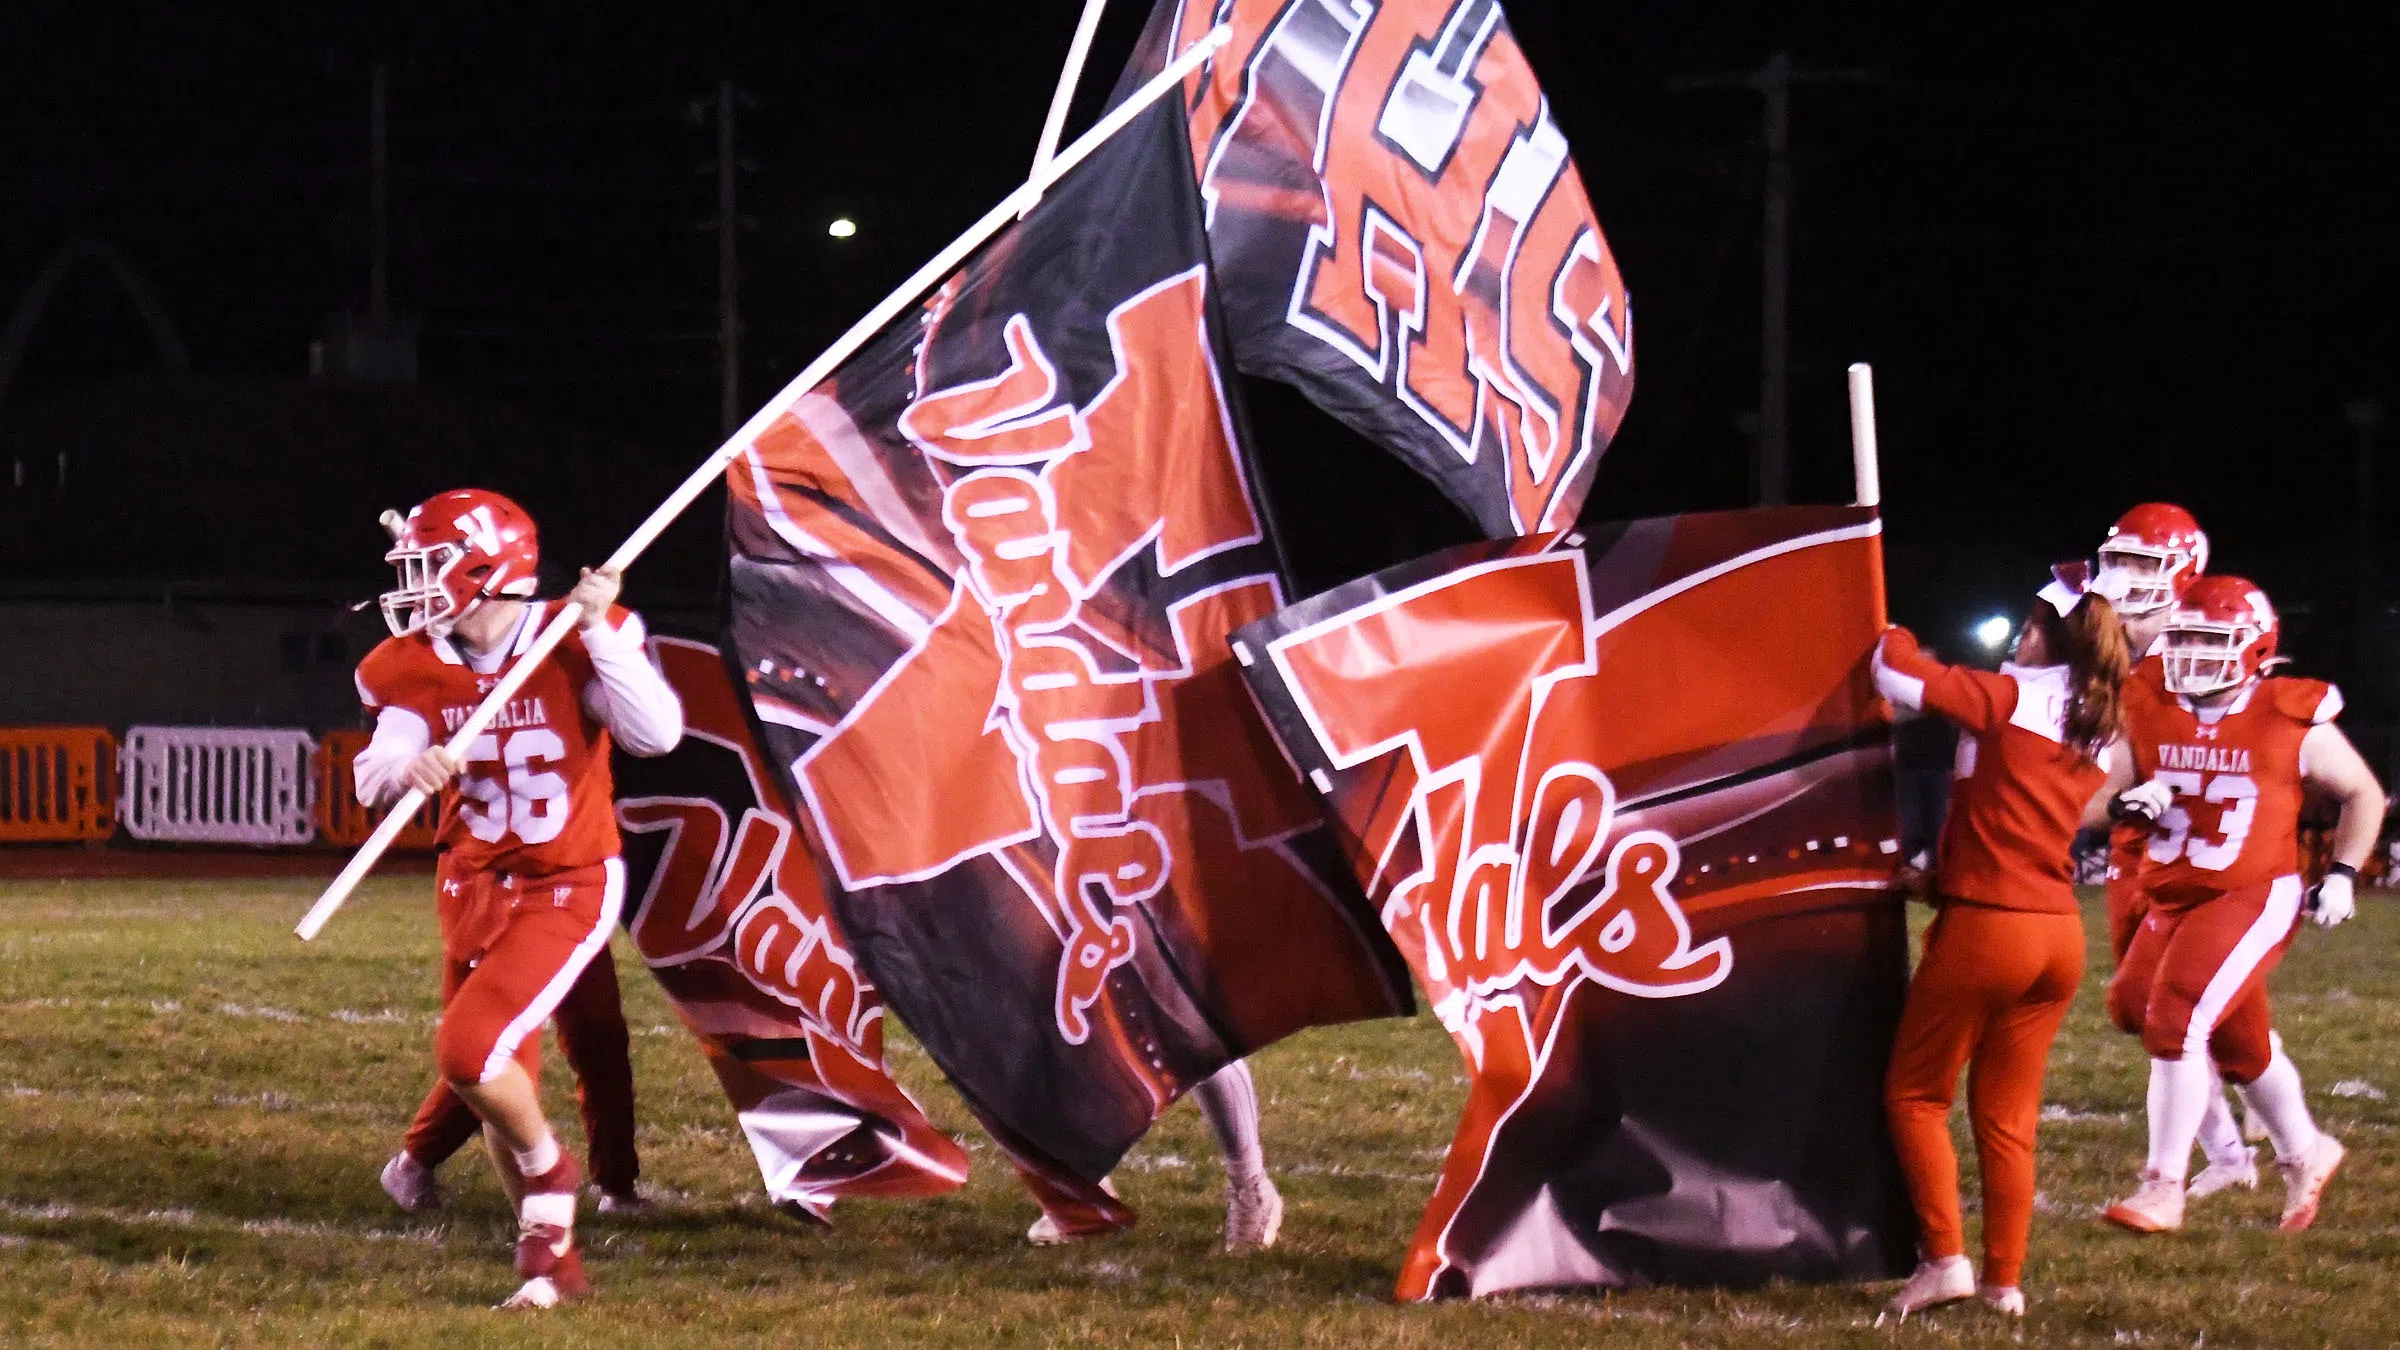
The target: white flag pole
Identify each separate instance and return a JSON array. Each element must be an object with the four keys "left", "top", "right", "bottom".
[
  {"left": 1846, "top": 361, "right": 1888, "bottom": 627},
  {"left": 297, "top": 24, "right": 1232, "bottom": 942},
  {"left": 1846, "top": 362, "right": 1881, "bottom": 508},
  {"left": 1032, "top": 0, "right": 1112, "bottom": 179}
]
